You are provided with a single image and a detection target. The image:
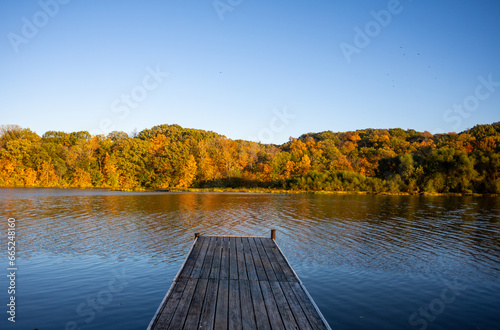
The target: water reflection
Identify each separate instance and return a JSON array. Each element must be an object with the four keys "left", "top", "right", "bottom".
[
  {"left": 0, "top": 189, "right": 499, "bottom": 329},
  {"left": 2, "top": 190, "right": 498, "bottom": 278}
]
